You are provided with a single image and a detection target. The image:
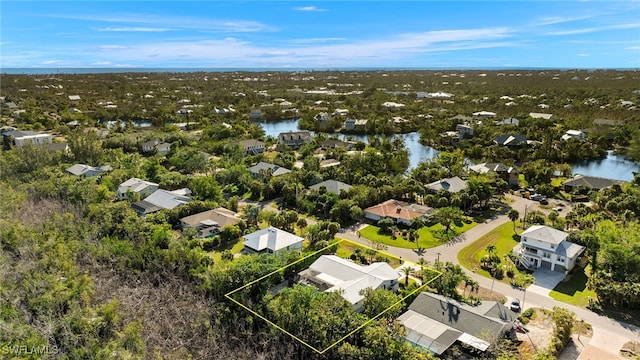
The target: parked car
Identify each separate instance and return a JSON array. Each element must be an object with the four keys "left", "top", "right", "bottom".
[
  {"left": 553, "top": 206, "right": 563, "bottom": 212},
  {"left": 510, "top": 298, "right": 521, "bottom": 312},
  {"left": 540, "top": 199, "right": 549, "bottom": 205}
]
